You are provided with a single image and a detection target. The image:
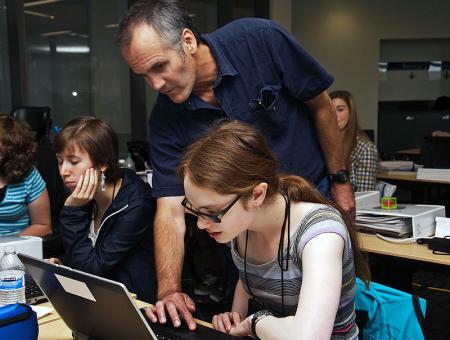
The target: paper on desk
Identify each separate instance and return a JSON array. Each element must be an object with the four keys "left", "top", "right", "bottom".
[
  {"left": 31, "top": 305, "right": 53, "bottom": 319},
  {"left": 435, "top": 217, "right": 450, "bottom": 237}
]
